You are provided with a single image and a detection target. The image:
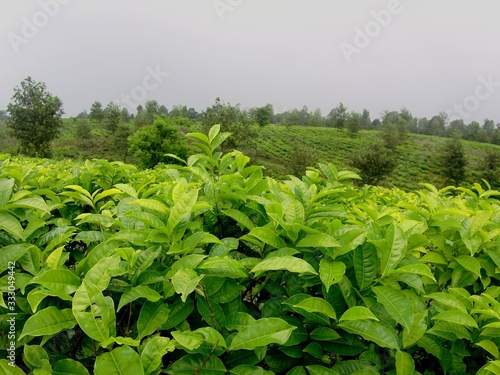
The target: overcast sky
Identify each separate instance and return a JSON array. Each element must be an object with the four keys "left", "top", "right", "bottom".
[{"left": 1, "top": 0, "right": 500, "bottom": 123}]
